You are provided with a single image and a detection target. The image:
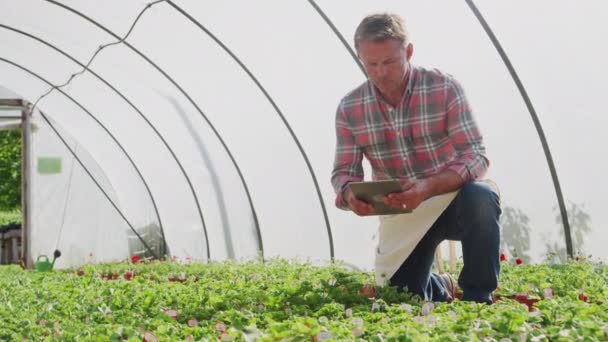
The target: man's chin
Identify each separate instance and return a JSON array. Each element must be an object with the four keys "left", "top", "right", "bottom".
[{"left": 375, "top": 85, "right": 394, "bottom": 96}]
